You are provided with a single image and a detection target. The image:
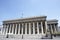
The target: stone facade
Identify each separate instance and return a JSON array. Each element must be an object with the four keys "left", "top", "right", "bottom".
[{"left": 2, "top": 16, "right": 58, "bottom": 39}]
